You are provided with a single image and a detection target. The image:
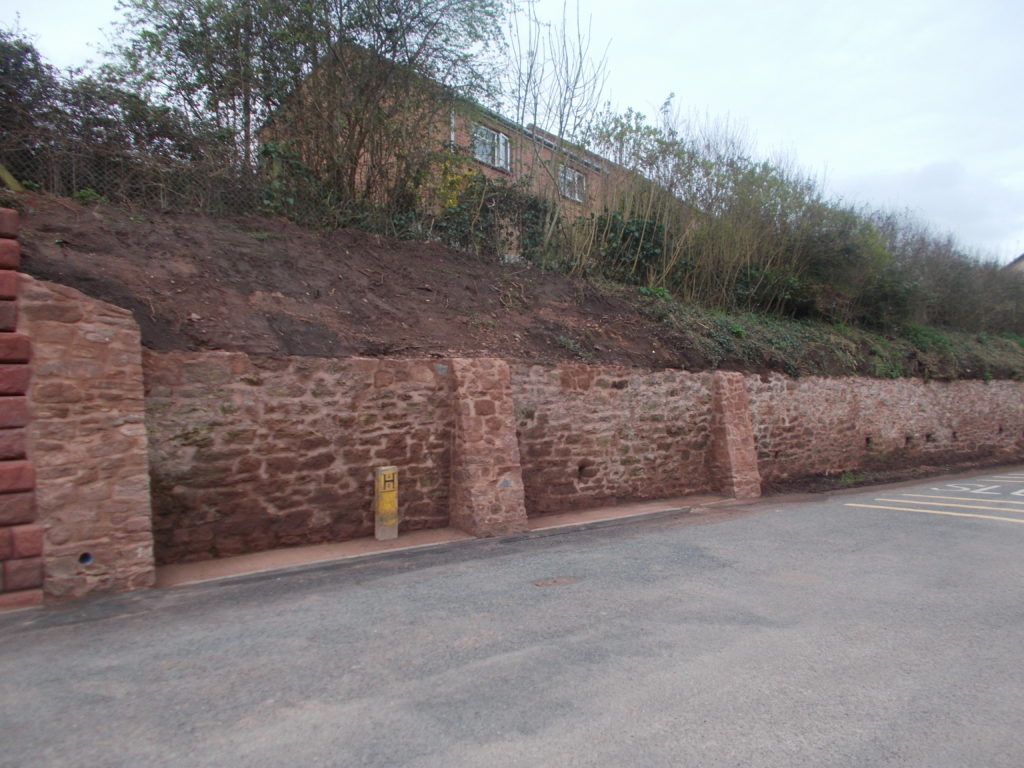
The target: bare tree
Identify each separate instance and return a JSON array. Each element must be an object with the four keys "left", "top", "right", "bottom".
[{"left": 500, "top": 0, "right": 608, "bottom": 254}]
